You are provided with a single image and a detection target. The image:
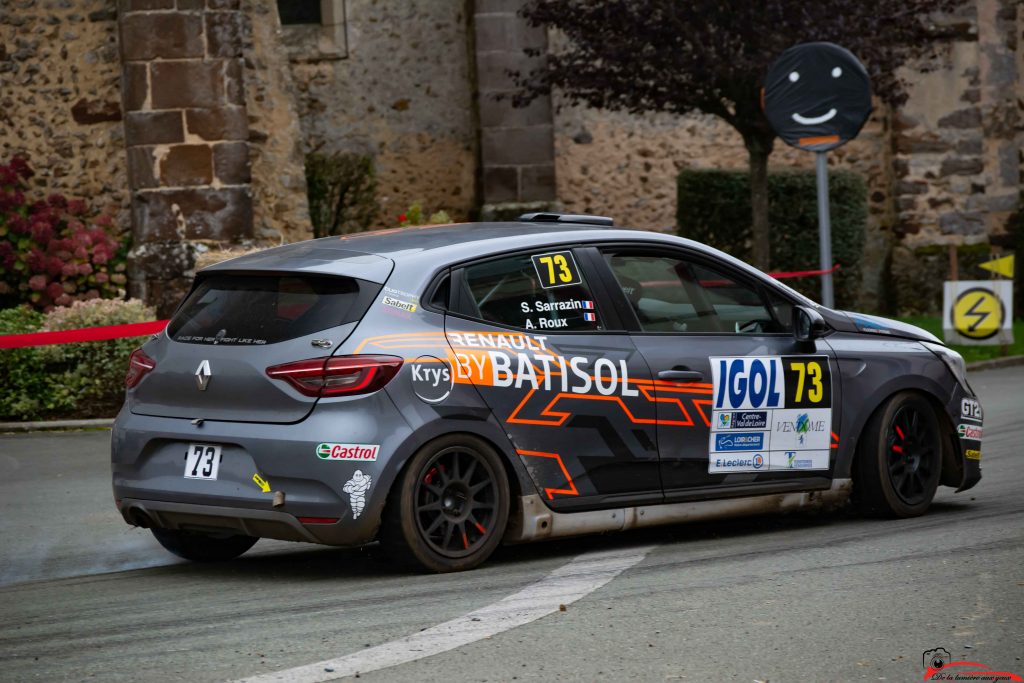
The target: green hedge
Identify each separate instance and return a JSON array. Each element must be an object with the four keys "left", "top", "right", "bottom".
[
  {"left": 0, "top": 299, "right": 155, "bottom": 421},
  {"left": 677, "top": 169, "right": 867, "bottom": 309}
]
